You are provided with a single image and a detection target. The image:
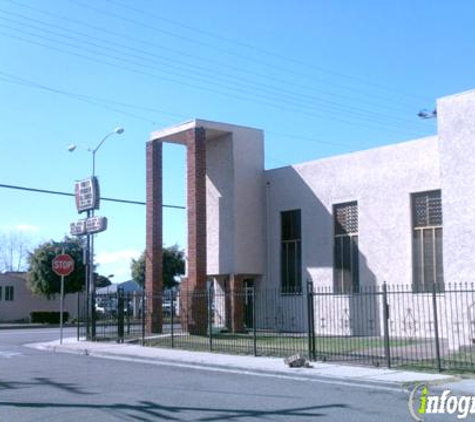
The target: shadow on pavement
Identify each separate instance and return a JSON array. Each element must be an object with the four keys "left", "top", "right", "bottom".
[
  {"left": 0, "top": 399, "right": 349, "bottom": 420},
  {"left": 0, "top": 377, "right": 94, "bottom": 395}
]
